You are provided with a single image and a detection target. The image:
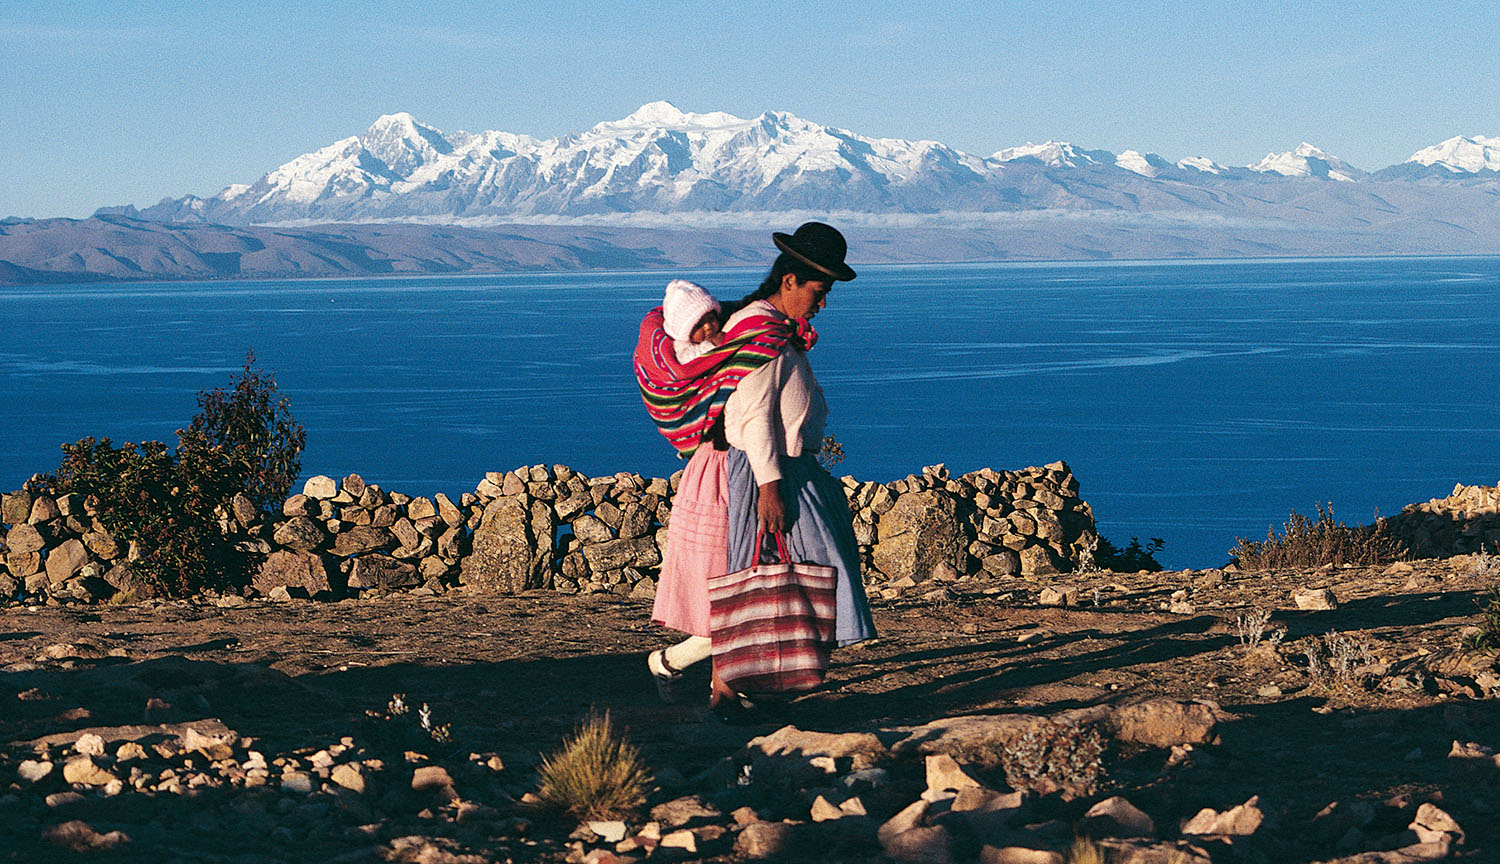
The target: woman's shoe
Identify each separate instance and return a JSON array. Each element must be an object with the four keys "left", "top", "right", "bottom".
[
  {"left": 647, "top": 649, "right": 682, "bottom": 703},
  {"left": 710, "top": 692, "right": 762, "bottom": 726}
]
